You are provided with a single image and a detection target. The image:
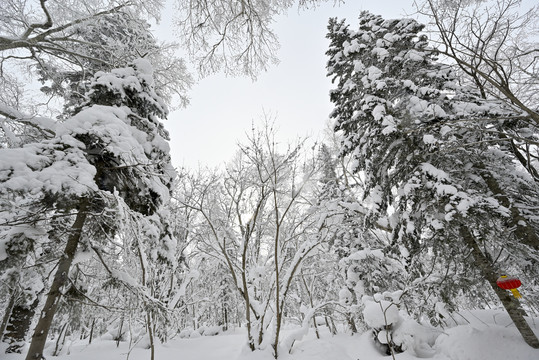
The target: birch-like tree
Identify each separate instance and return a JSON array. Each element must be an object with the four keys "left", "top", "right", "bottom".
[
  {"left": 179, "top": 125, "right": 327, "bottom": 358},
  {"left": 174, "top": 0, "right": 335, "bottom": 78}
]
